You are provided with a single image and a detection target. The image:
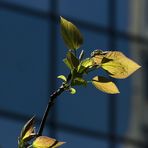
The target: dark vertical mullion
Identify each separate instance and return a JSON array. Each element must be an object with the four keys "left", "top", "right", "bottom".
[
  {"left": 108, "top": 0, "right": 117, "bottom": 148},
  {"left": 48, "top": 0, "right": 59, "bottom": 138}
]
